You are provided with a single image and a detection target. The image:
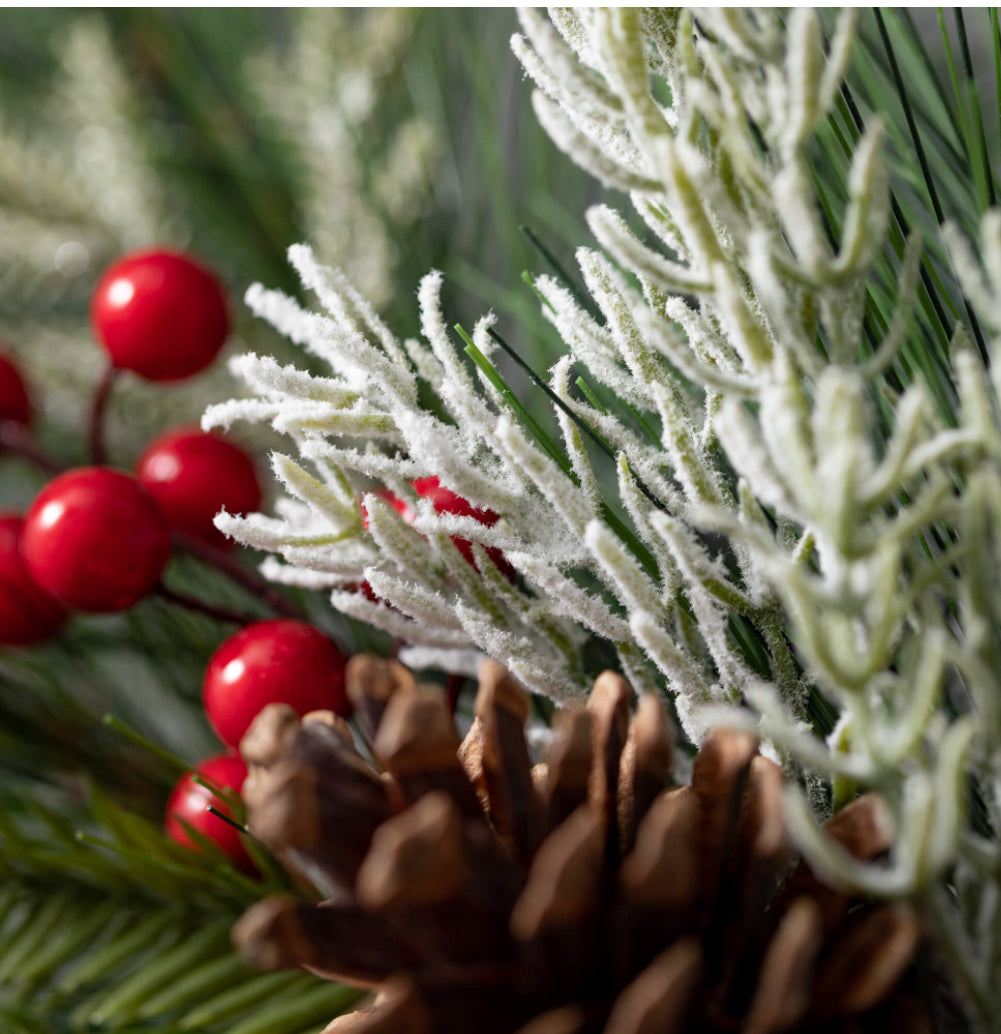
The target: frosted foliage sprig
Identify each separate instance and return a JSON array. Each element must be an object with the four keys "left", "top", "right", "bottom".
[
  {"left": 206, "top": 251, "right": 594, "bottom": 701},
  {"left": 210, "top": 10, "right": 1001, "bottom": 1013},
  {"left": 518, "top": 8, "right": 1001, "bottom": 1021}
]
